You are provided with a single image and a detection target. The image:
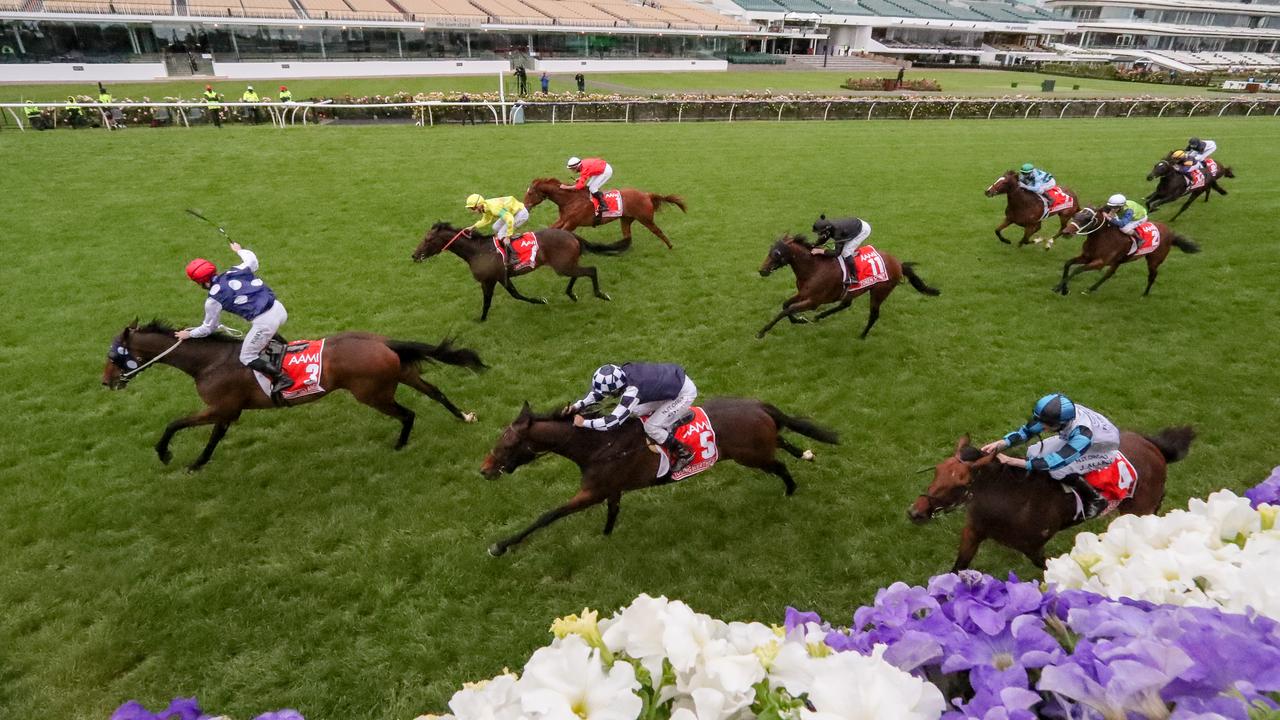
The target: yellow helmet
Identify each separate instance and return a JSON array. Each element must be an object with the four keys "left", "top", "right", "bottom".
[
  {"left": 1170, "top": 149, "right": 1186, "bottom": 159},
  {"left": 465, "top": 193, "right": 485, "bottom": 208}
]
